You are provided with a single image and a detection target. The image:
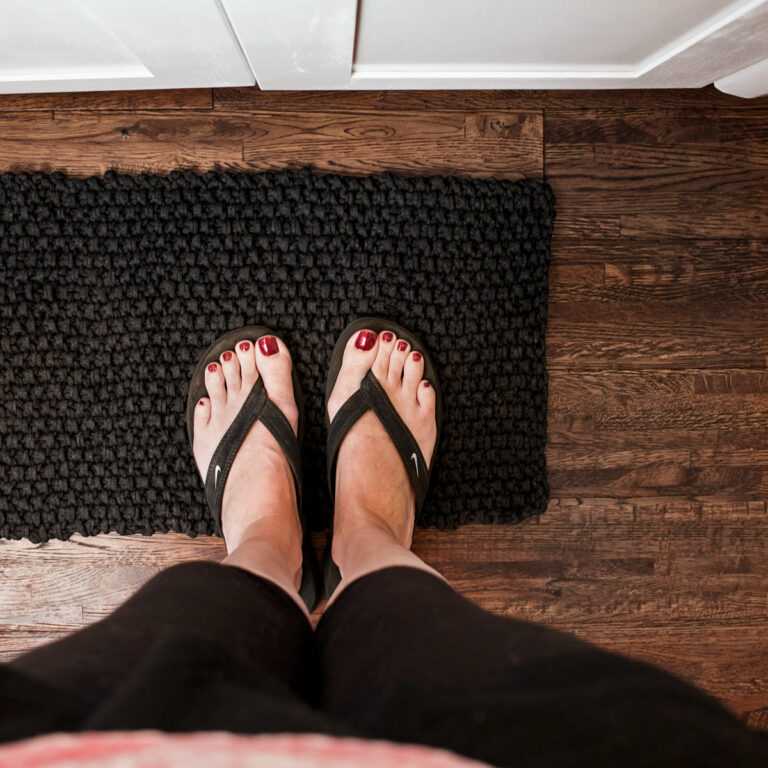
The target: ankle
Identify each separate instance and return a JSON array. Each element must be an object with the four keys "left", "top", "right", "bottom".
[
  {"left": 221, "top": 467, "right": 298, "bottom": 550},
  {"left": 333, "top": 507, "right": 411, "bottom": 569},
  {"left": 224, "top": 512, "right": 302, "bottom": 563}
]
